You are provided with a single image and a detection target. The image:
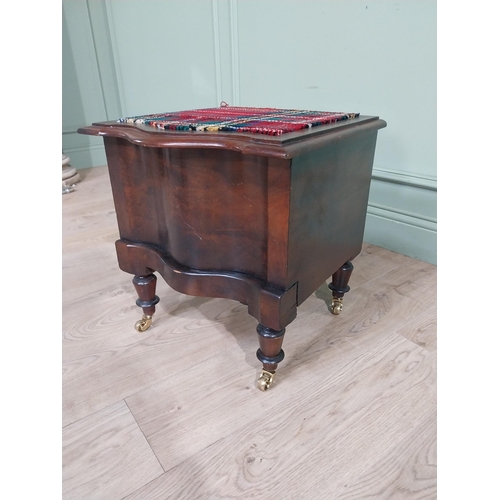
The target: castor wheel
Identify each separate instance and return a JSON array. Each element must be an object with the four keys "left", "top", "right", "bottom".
[
  {"left": 331, "top": 297, "right": 343, "bottom": 315},
  {"left": 256, "top": 370, "right": 275, "bottom": 391},
  {"left": 135, "top": 314, "right": 153, "bottom": 332}
]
